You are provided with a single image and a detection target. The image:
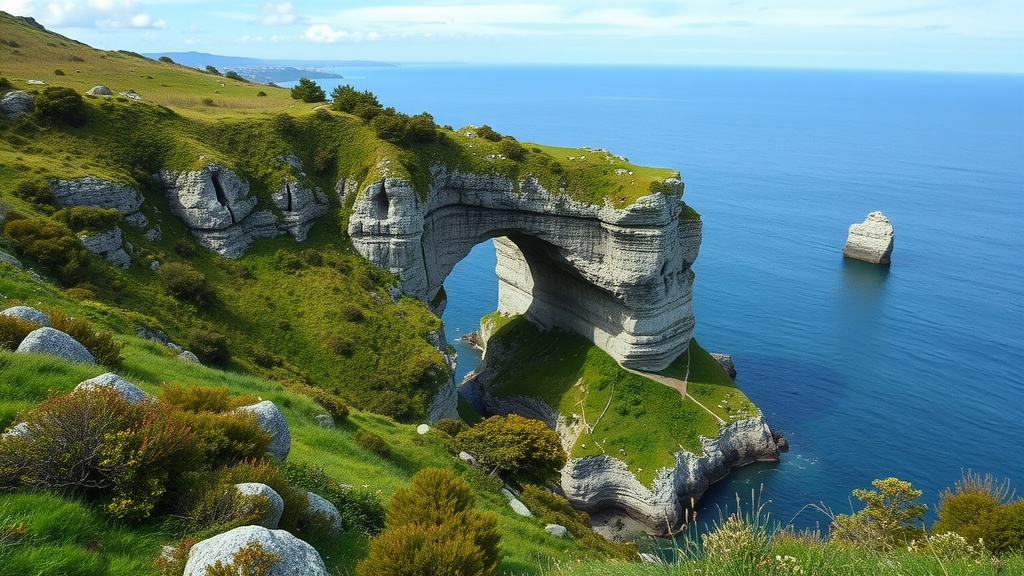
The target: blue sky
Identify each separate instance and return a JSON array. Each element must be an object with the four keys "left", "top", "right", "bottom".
[{"left": 2, "top": 1, "right": 1022, "bottom": 72}]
